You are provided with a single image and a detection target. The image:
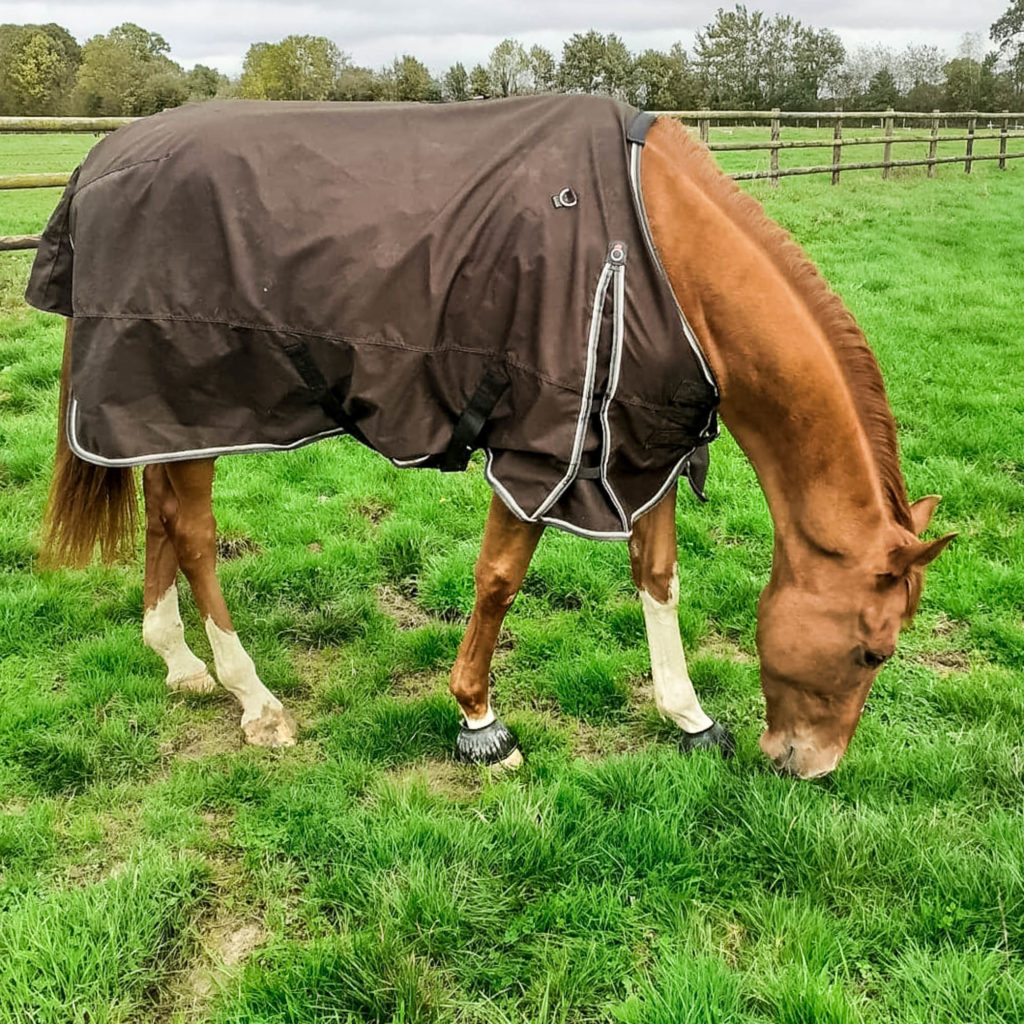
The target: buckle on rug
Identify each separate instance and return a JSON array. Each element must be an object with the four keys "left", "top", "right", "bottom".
[{"left": 551, "top": 187, "right": 578, "bottom": 209}]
